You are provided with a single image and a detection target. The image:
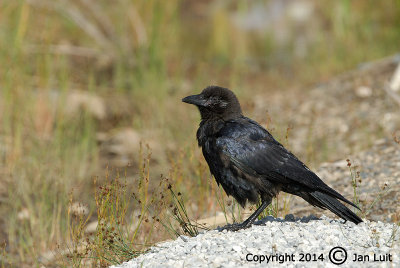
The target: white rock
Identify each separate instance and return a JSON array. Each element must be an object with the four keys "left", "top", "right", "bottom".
[{"left": 356, "top": 86, "right": 373, "bottom": 98}]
